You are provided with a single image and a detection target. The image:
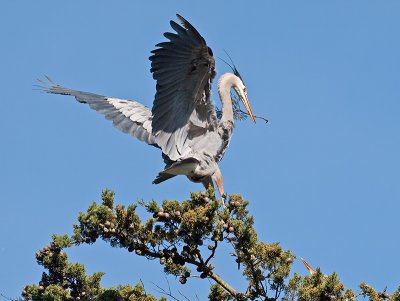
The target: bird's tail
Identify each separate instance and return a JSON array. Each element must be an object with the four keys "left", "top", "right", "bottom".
[
  {"left": 152, "top": 158, "right": 199, "bottom": 184},
  {"left": 153, "top": 173, "right": 177, "bottom": 184}
]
